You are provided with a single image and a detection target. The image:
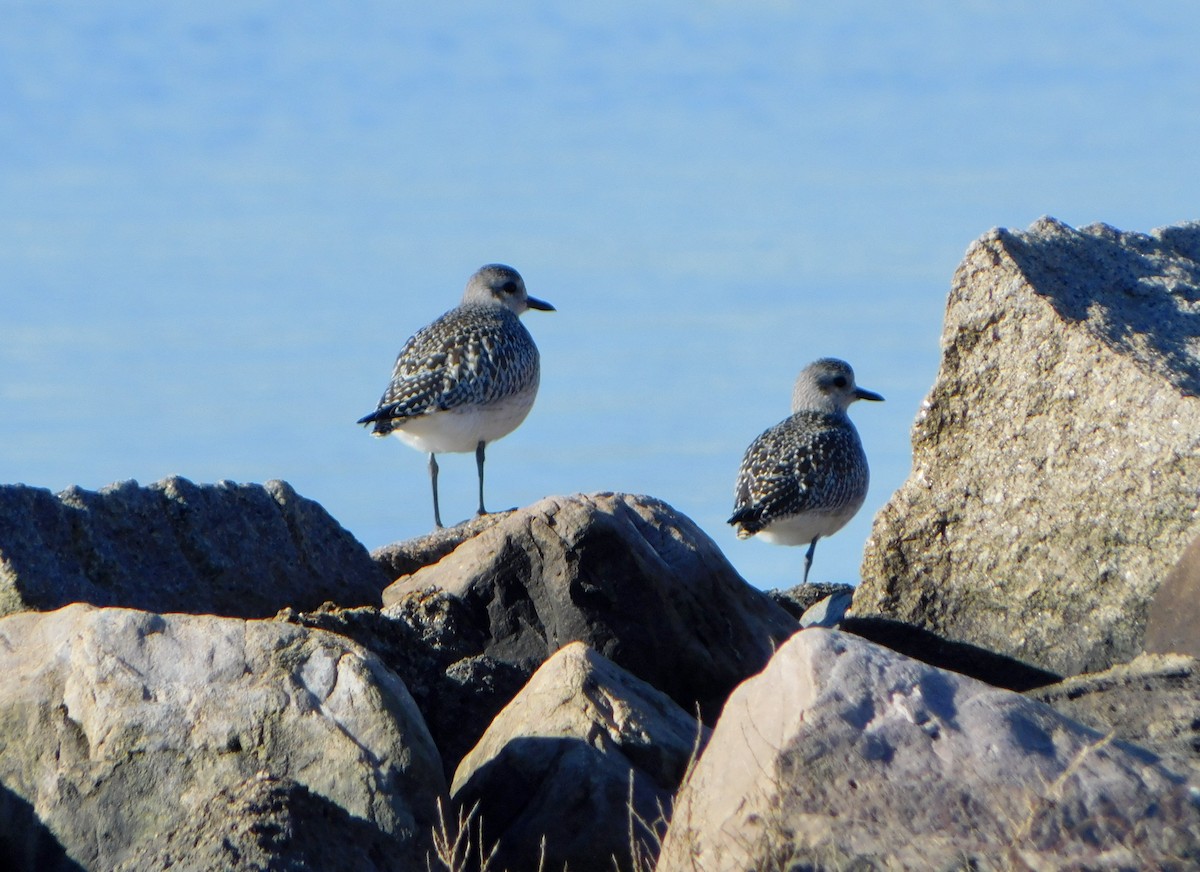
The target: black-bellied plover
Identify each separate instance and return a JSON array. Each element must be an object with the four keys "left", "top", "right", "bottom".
[
  {"left": 357, "top": 264, "right": 554, "bottom": 528},
  {"left": 728, "top": 357, "right": 883, "bottom": 583}
]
